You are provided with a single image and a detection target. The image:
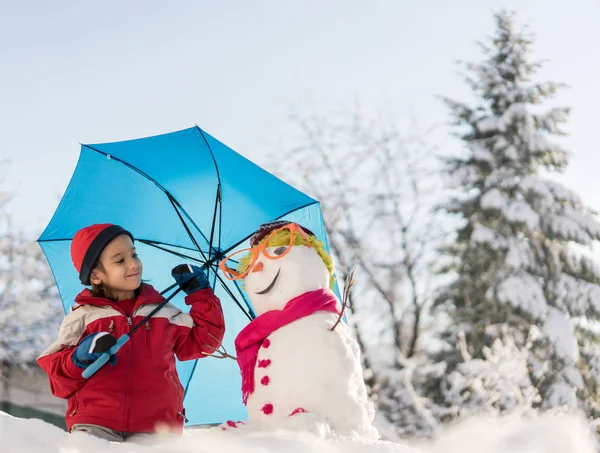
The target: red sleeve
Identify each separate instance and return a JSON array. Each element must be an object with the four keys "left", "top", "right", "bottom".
[
  {"left": 174, "top": 287, "right": 225, "bottom": 361},
  {"left": 37, "top": 309, "right": 88, "bottom": 399},
  {"left": 37, "top": 347, "right": 85, "bottom": 399}
]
